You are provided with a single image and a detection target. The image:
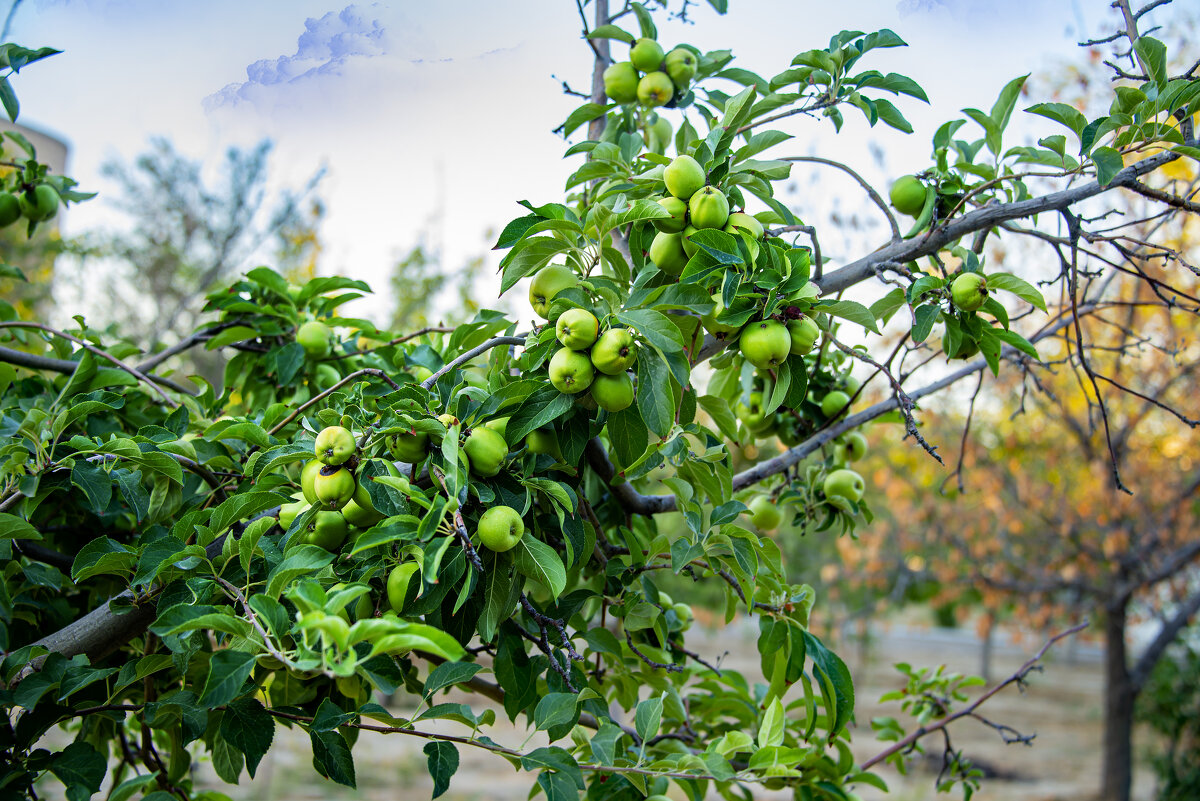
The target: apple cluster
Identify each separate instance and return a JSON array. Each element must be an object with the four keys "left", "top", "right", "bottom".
[
  {"left": 603, "top": 36, "right": 698, "bottom": 109},
  {"left": 280, "top": 425, "right": 383, "bottom": 552},
  {"left": 0, "top": 183, "right": 59, "bottom": 228},
  {"left": 529, "top": 264, "right": 640, "bottom": 412}
]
